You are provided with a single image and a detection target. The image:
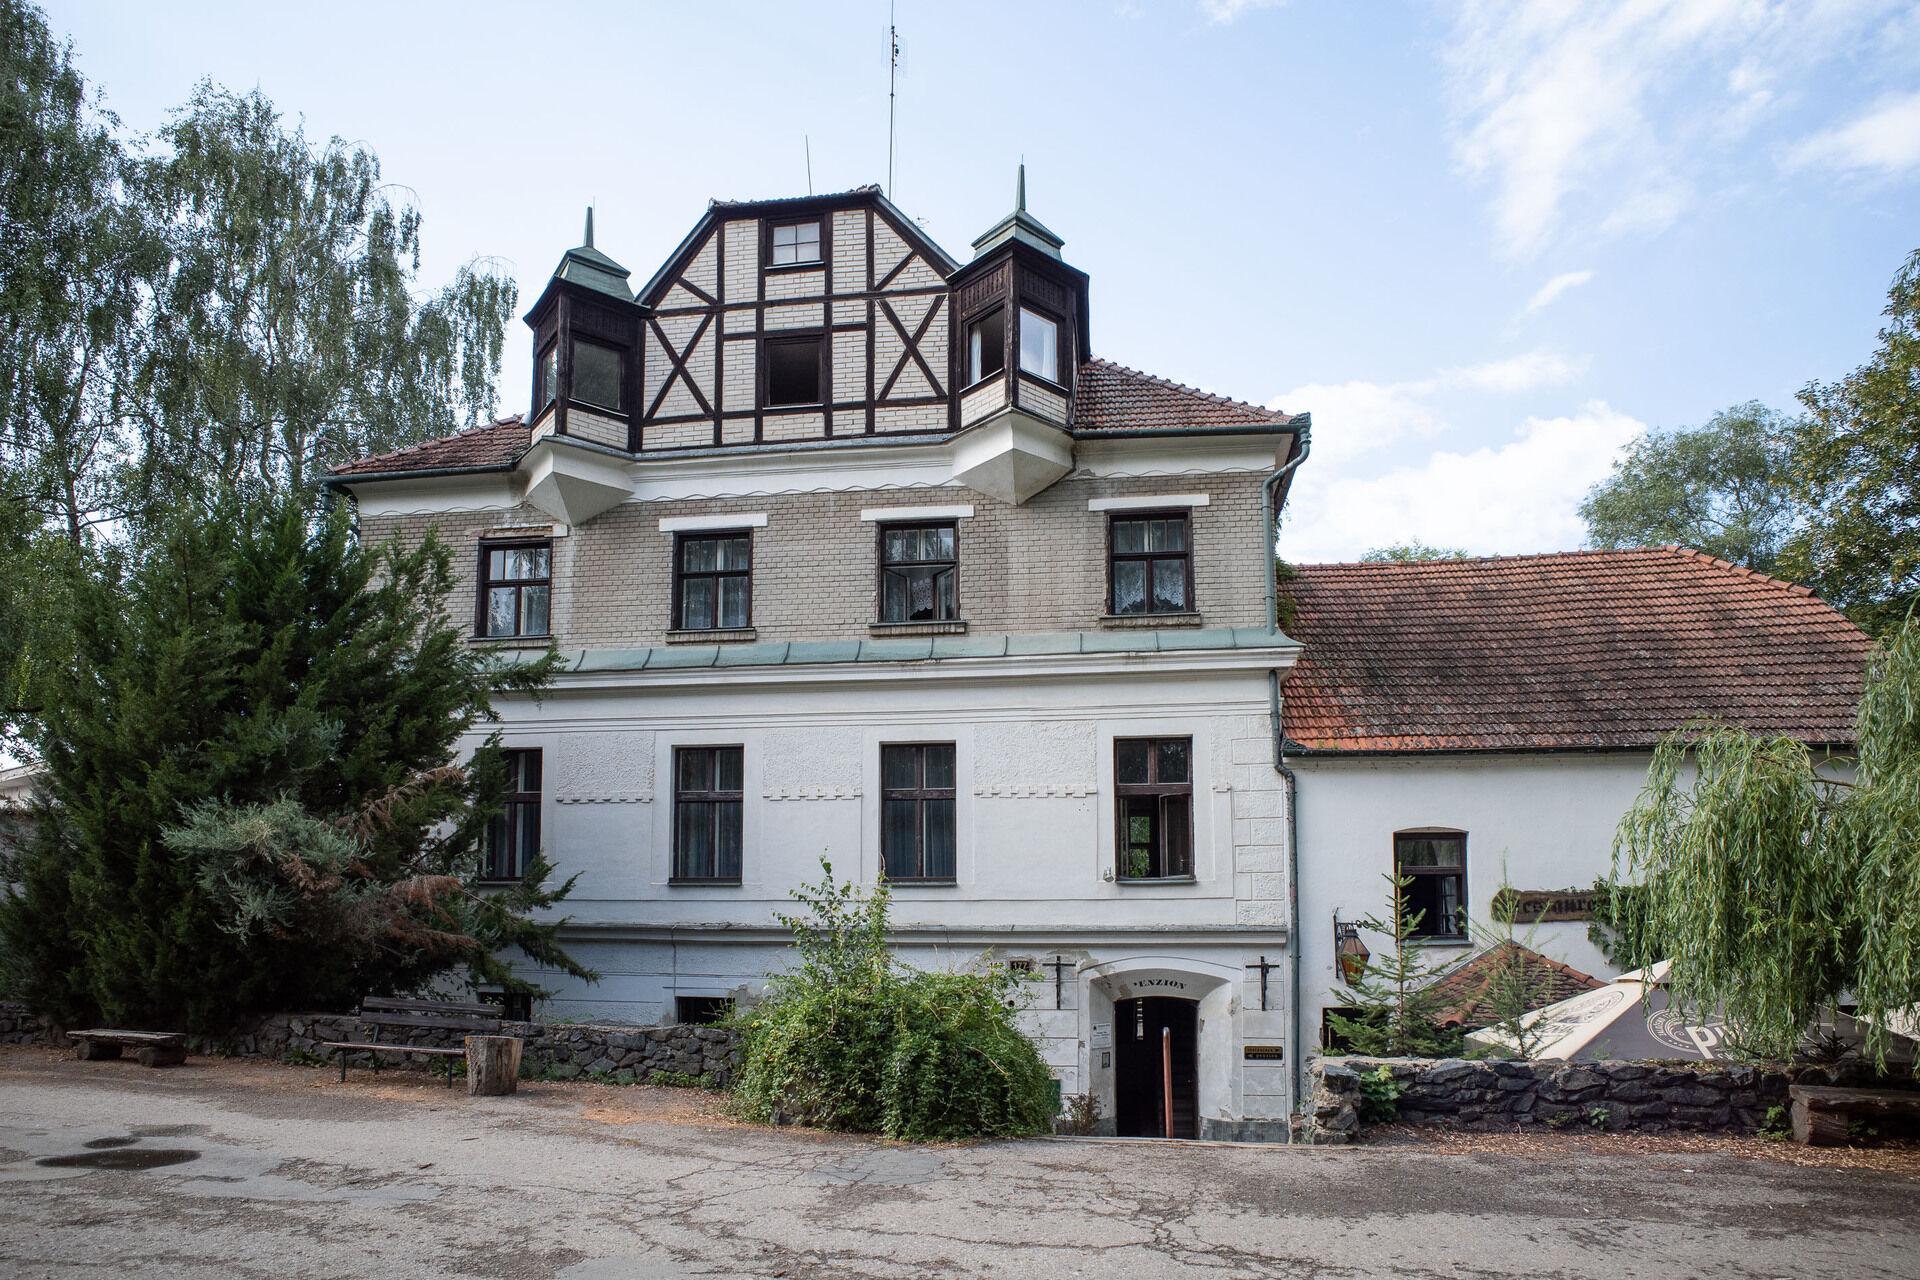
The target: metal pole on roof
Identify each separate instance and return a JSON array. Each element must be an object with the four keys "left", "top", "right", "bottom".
[{"left": 887, "top": 1, "right": 898, "bottom": 199}]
